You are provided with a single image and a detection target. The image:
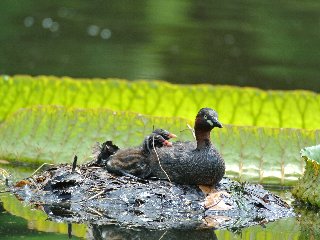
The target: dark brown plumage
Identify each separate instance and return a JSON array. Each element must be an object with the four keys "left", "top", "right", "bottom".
[
  {"left": 105, "top": 129, "right": 175, "bottom": 178},
  {"left": 148, "top": 108, "right": 225, "bottom": 185}
]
